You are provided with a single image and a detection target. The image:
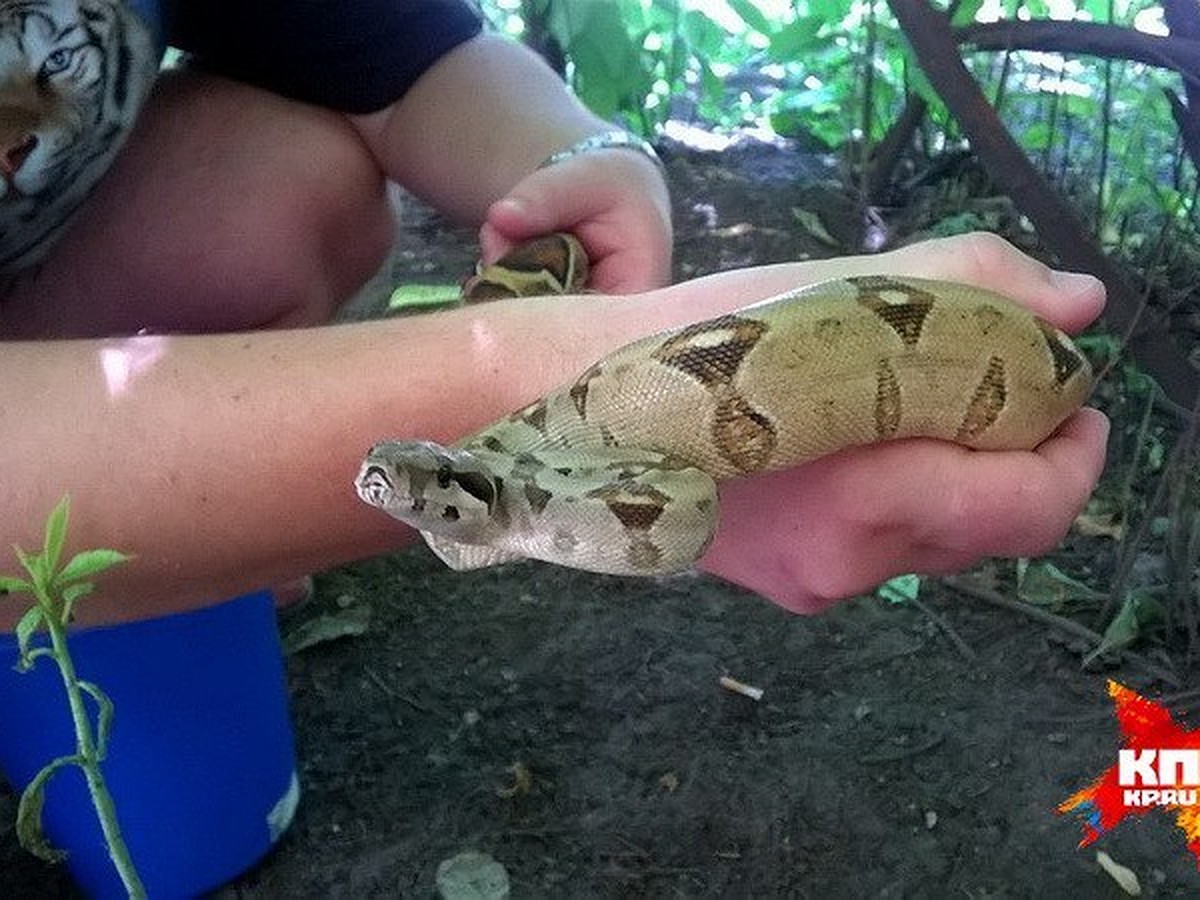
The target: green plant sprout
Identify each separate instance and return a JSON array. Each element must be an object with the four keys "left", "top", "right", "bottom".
[{"left": 0, "top": 495, "right": 145, "bottom": 899}]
